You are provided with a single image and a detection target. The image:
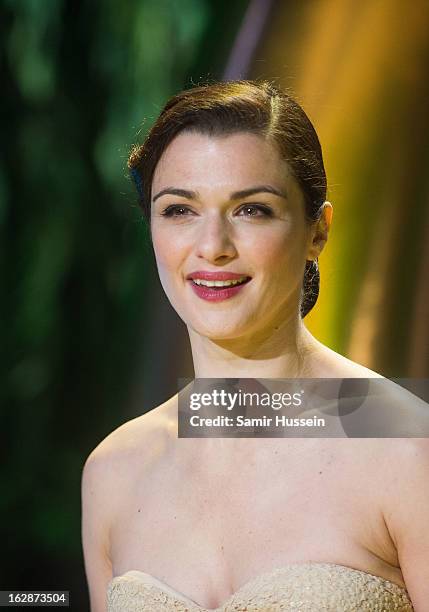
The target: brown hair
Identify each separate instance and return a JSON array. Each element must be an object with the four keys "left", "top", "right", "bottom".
[{"left": 128, "top": 80, "right": 327, "bottom": 317}]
